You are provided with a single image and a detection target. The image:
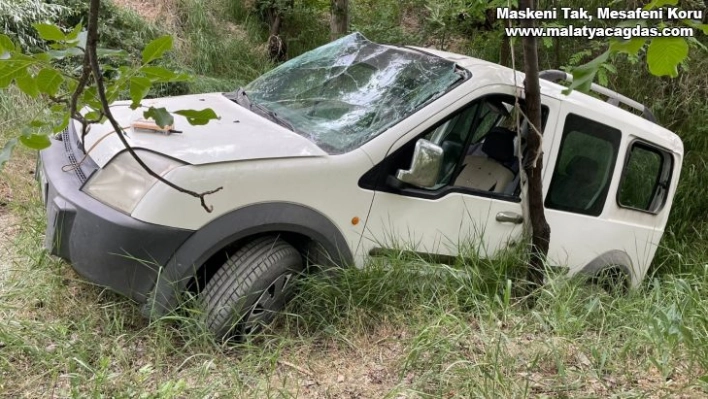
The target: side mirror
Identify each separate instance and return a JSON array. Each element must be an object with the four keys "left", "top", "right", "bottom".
[{"left": 396, "top": 139, "right": 444, "bottom": 189}]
